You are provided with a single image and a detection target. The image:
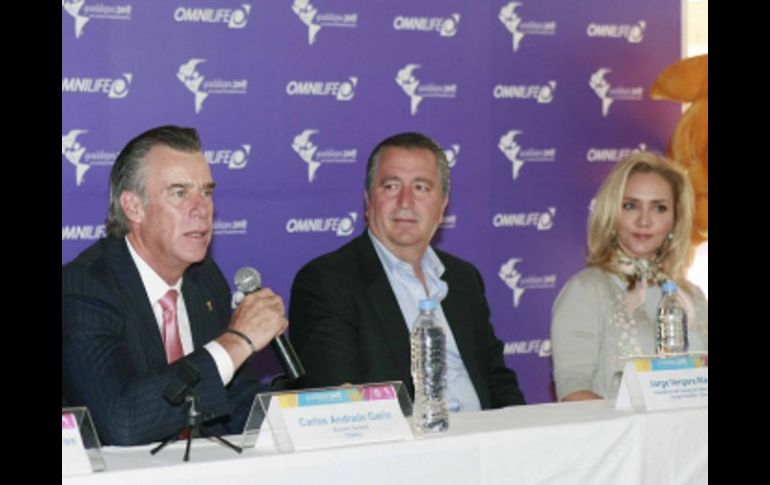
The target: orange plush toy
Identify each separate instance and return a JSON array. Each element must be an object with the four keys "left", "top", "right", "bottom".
[{"left": 650, "top": 54, "right": 708, "bottom": 246}]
